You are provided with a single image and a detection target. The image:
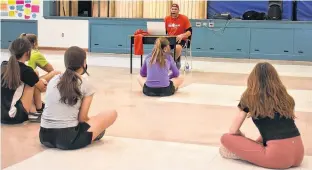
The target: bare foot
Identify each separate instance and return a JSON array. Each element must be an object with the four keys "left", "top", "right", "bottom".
[{"left": 219, "top": 146, "right": 241, "bottom": 160}]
